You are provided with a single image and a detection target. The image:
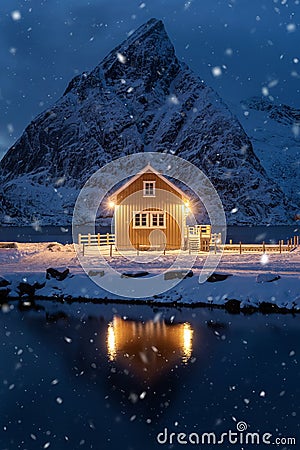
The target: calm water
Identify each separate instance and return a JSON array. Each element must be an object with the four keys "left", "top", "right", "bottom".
[
  {"left": 0, "top": 225, "right": 299, "bottom": 244},
  {"left": 0, "top": 302, "right": 299, "bottom": 450}
]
